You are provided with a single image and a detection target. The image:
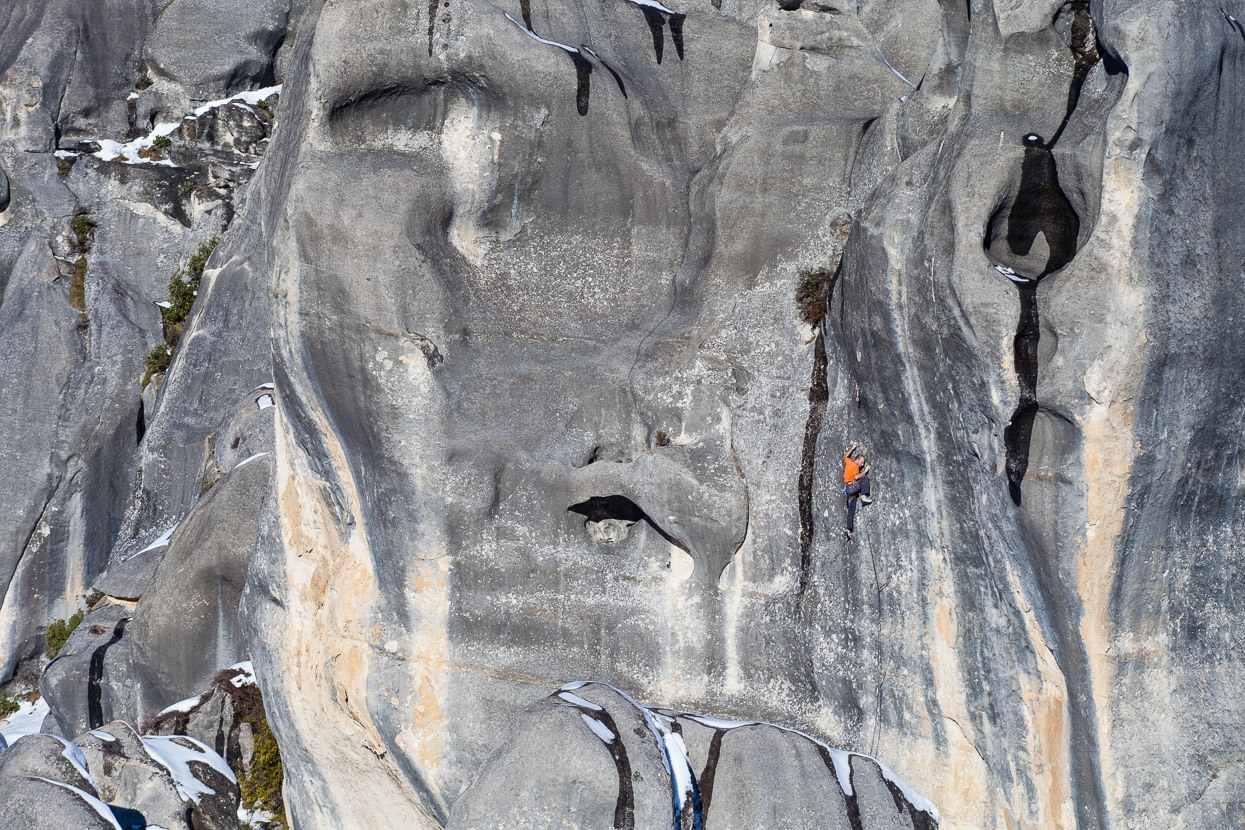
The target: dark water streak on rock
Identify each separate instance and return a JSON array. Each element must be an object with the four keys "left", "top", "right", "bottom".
[{"left": 87, "top": 618, "right": 128, "bottom": 729}]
